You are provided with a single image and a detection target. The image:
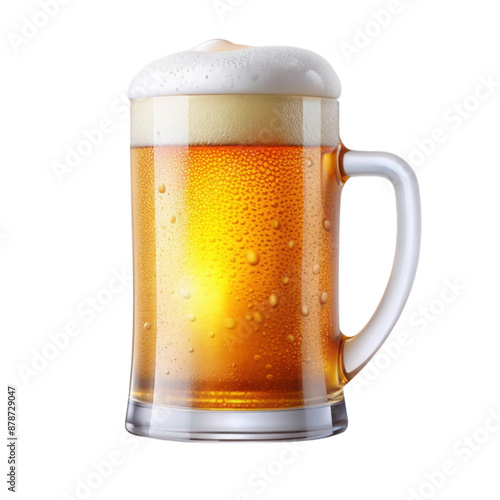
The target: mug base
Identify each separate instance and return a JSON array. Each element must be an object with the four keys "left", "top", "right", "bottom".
[{"left": 125, "top": 398, "right": 348, "bottom": 442}]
